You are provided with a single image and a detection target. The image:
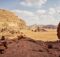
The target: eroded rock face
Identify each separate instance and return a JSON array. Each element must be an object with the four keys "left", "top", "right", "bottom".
[
  {"left": 0, "top": 9, "right": 26, "bottom": 38},
  {"left": 0, "top": 9, "right": 26, "bottom": 30},
  {"left": 57, "top": 22, "right": 60, "bottom": 39}
]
